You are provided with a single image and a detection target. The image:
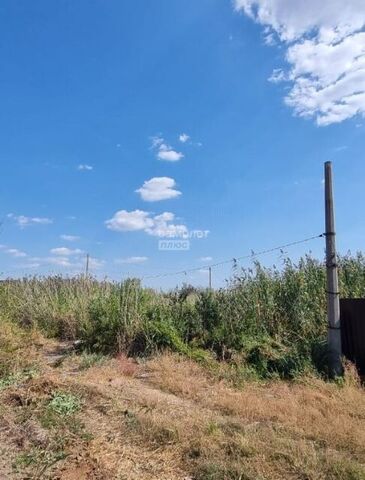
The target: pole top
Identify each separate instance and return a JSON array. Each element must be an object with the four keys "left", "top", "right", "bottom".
[{"left": 325, "top": 161, "right": 332, "bottom": 167}]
